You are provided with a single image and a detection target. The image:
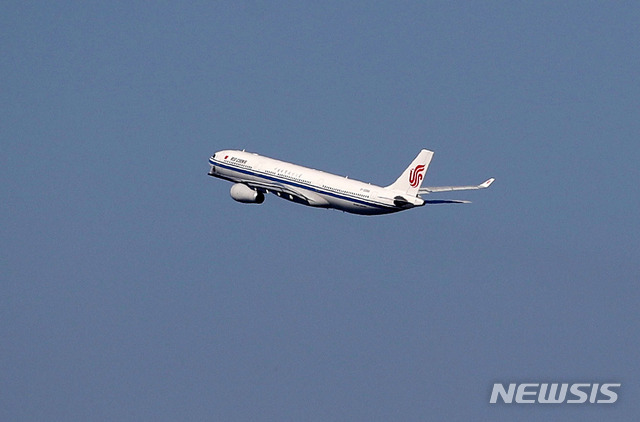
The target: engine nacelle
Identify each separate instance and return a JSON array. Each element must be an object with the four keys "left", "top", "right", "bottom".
[{"left": 230, "top": 183, "right": 265, "bottom": 204}]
